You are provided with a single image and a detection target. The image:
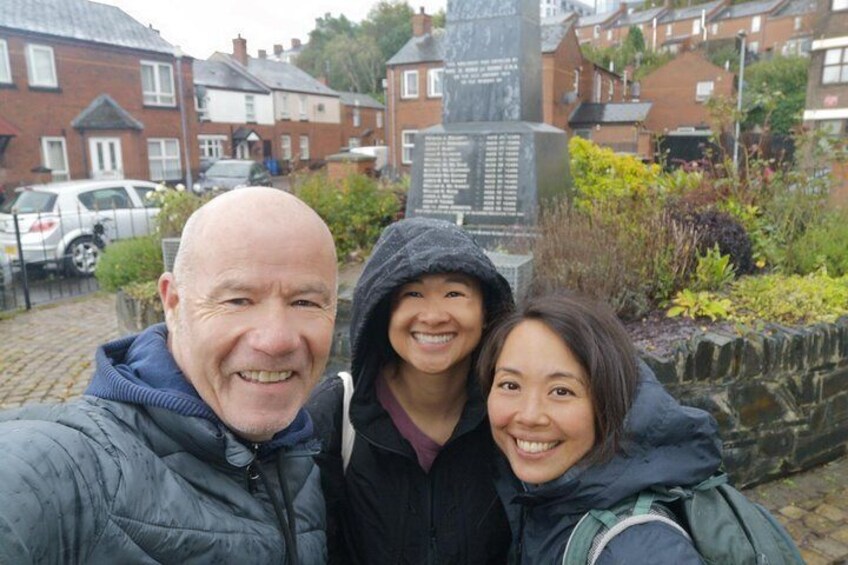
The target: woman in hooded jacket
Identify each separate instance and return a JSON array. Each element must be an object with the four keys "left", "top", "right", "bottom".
[
  {"left": 307, "top": 217, "right": 515, "bottom": 564},
  {"left": 477, "top": 292, "right": 724, "bottom": 564}
]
